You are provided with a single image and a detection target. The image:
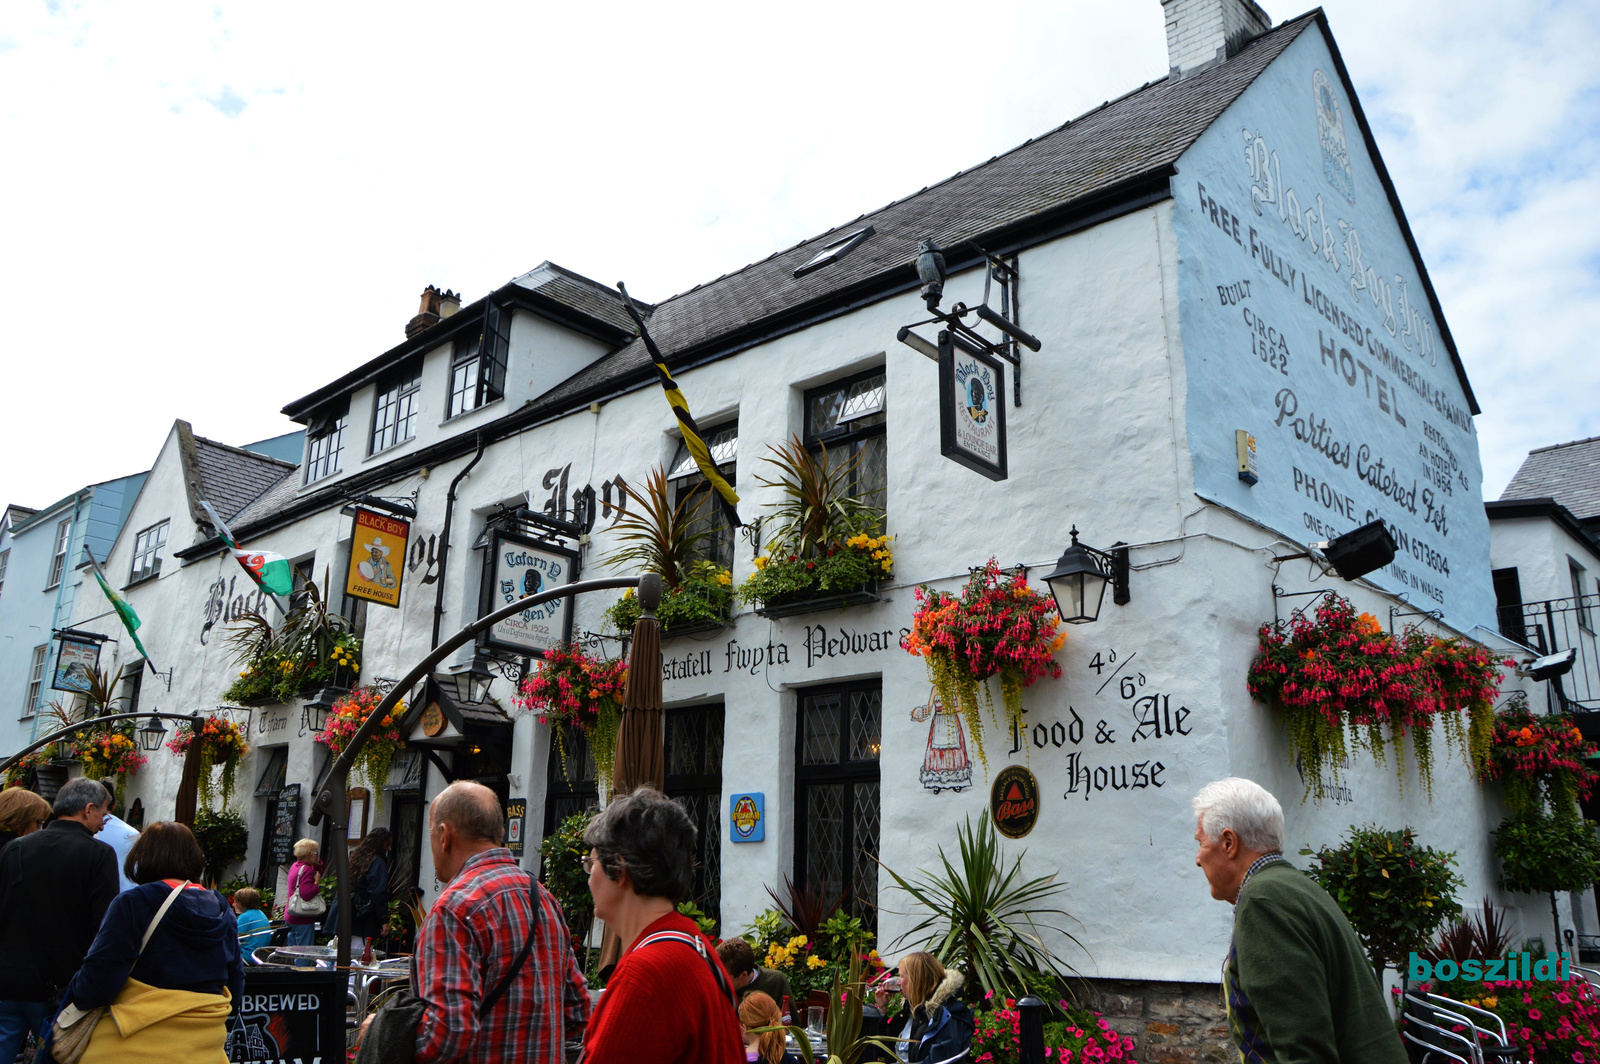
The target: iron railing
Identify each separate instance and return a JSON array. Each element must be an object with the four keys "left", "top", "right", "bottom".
[{"left": 1500, "top": 592, "right": 1600, "bottom": 712}]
